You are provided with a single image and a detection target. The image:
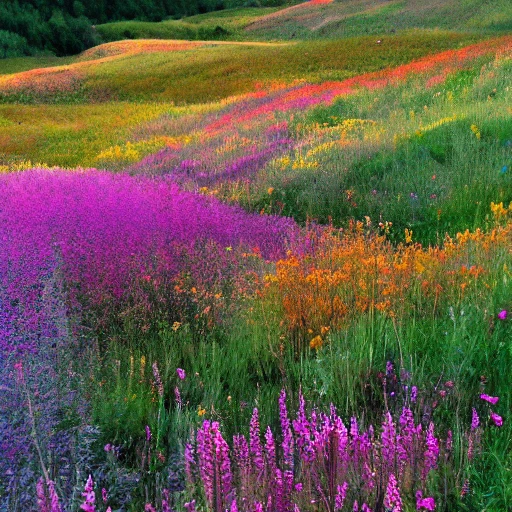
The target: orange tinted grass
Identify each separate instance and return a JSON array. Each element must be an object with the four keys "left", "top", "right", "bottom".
[
  {"left": 0, "top": 40, "right": 204, "bottom": 97},
  {"left": 203, "top": 35, "right": 511, "bottom": 135},
  {"left": 265, "top": 214, "right": 512, "bottom": 351}
]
